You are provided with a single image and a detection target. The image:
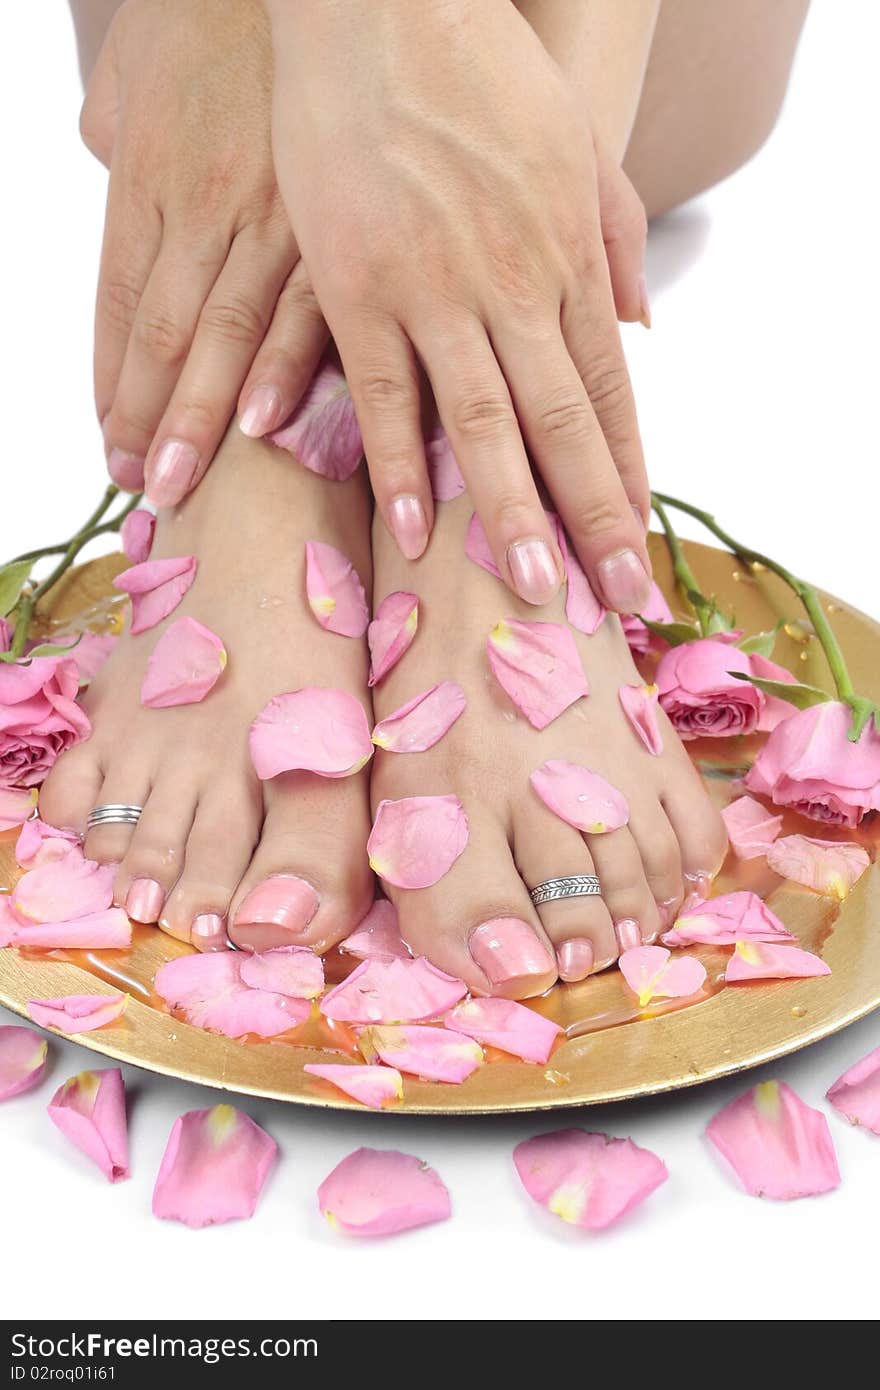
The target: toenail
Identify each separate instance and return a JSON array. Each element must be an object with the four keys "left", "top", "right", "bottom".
[
  {"left": 615, "top": 918, "right": 641, "bottom": 952},
  {"left": 232, "top": 874, "right": 319, "bottom": 951},
  {"left": 469, "top": 917, "right": 556, "bottom": 994},
  {"left": 682, "top": 871, "right": 713, "bottom": 911},
  {"left": 126, "top": 877, "right": 165, "bottom": 923},
  {"left": 557, "top": 938, "right": 594, "bottom": 982},
  {"left": 190, "top": 912, "right": 228, "bottom": 952},
  {"left": 658, "top": 897, "right": 680, "bottom": 930}
]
